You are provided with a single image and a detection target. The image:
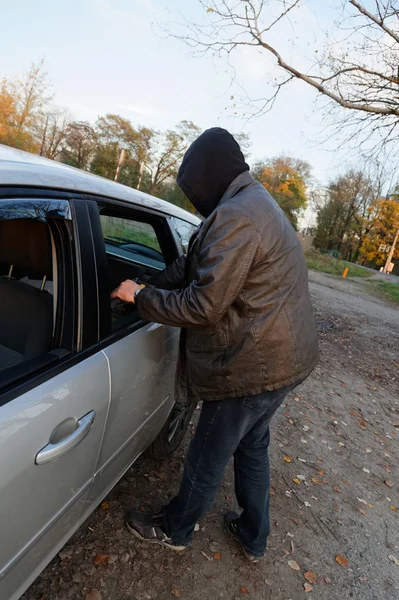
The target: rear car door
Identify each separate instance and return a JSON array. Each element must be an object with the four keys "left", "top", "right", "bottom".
[
  {"left": 0, "top": 197, "right": 110, "bottom": 600},
  {"left": 86, "top": 200, "right": 180, "bottom": 505}
]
